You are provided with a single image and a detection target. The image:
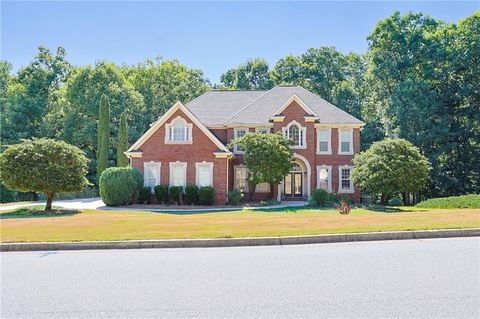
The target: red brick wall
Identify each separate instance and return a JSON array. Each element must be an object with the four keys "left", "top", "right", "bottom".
[
  {"left": 225, "top": 101, "right": 361, "bottom": 202},
  {"left": 131, "top": 108, "right": 229, "bottom": 204}
]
